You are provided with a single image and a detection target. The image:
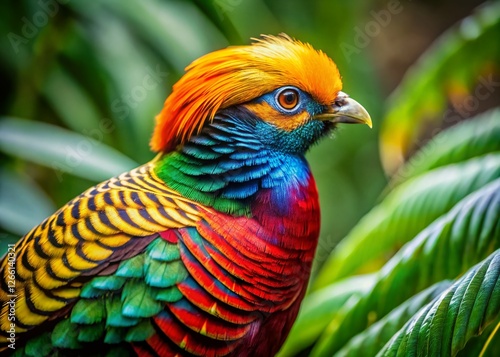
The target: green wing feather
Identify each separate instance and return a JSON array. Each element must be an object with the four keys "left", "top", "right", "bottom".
[{"left": 0, "top": 162, "right": 204, "bottom": 354}]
